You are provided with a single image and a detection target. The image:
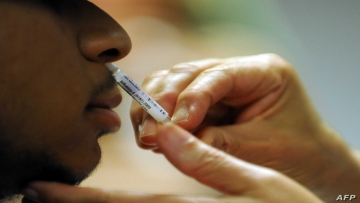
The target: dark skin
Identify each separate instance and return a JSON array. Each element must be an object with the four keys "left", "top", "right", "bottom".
[{"left": 0, "top": 0, "right": 131, "bottom": 201}]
